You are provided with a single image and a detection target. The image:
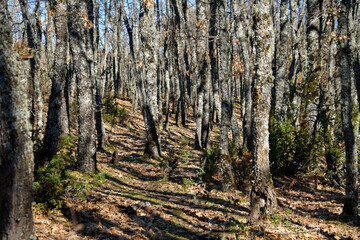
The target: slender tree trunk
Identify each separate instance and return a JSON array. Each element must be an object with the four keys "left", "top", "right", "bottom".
[
  {"left": 43, "top": 0, "right": 70, "bottom": 163},
  {"left": 0, "top": 5, "right": 35, "bottom": 238},
  {"left": 68, "top": 0, "right": 97, "bottom": 172},
  {"left": 249, "top": 0, "right": 277, "bottom": 223},
  {"left": 274, "top": 0, "right": 289, "bottom": 122},
  {"left": 338, "top": 0, "right": 359, "bottom": 216},
  {"left": 236, "top": 0, "right": 253, "bottom": 150},
  {"left": 94, "top": 0, "right": 108, "bottom": 149},
  {"left": 19, "top": 0, "right": 43, "bottom": 139},
  {"left": 195, "top": 0, "right": 210, "bottom": 150},
  {"left": 218, "top": 0, "right": 236, "bottom": 192}
]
